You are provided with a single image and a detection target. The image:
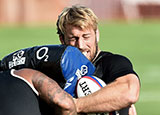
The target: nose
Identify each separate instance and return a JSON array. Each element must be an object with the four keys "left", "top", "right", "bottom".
[{"left": 76, "top": 38, "right": 86, "bottom": 50}]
